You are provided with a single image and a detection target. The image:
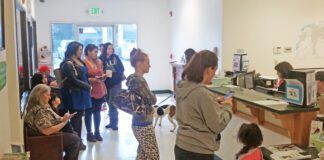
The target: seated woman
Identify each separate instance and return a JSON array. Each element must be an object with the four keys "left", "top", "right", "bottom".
[
  {"left": 24, "top": 84, "right": 80, "bottom": 160},
  {"left": 316, "top": 71, "right": 324, "bottom": 96},
  {"left": 31, "top": 73, "right": 48, "bottom": 89},
  {"left": 274, "top": 61, "right": 293, "bottom": 92}
]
